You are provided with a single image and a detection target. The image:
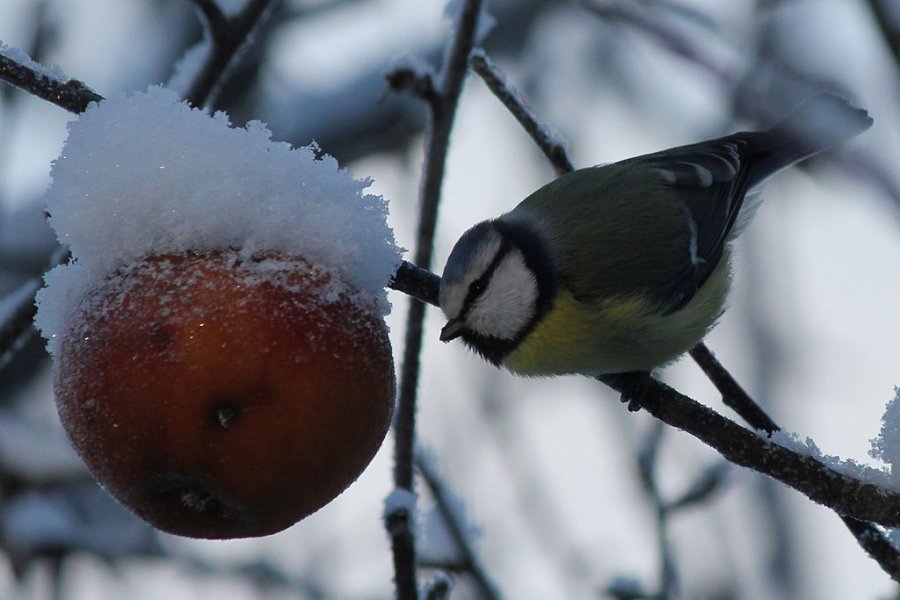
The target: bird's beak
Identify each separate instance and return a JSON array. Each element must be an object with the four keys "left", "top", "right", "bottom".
[{"left": 440, "top": 319, "right": 464, "bottom": 343}]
